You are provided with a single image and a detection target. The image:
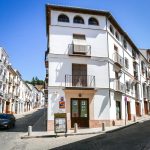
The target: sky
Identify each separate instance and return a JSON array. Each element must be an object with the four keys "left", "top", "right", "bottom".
[{"left": 0, "top": 0, "right": 150, "bottom": 81}]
